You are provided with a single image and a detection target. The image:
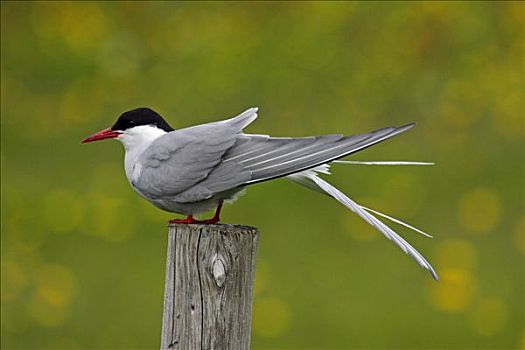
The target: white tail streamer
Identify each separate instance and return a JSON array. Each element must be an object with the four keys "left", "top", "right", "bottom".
[
  {"left": 287, "top": 165, "right": 438, "bottom": 280},
  {"left": 360, "top": 205, "right": 433, "bottom": 238}
]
